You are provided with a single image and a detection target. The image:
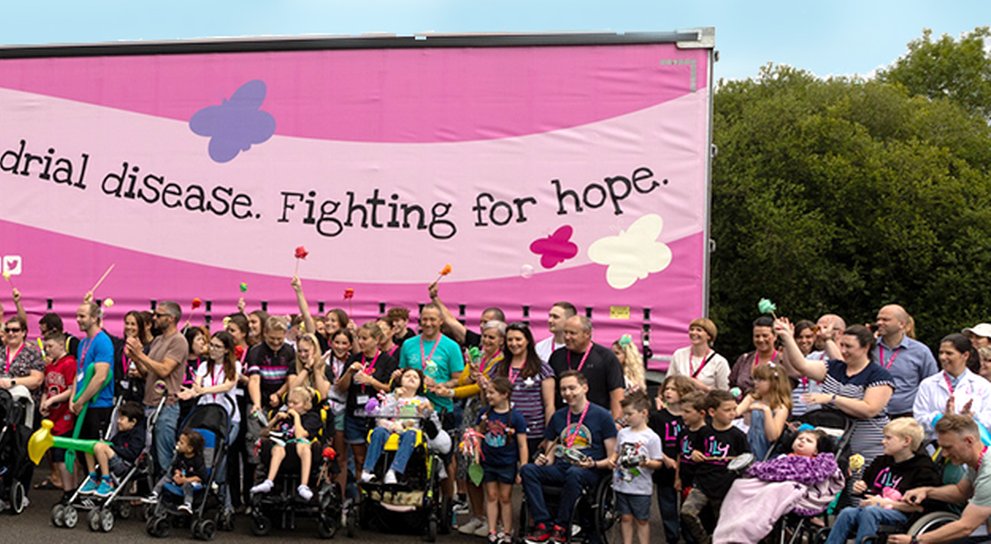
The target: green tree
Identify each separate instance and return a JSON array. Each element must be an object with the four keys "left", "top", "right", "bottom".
[
  {"left": 709, "top": 58, "right": 991, "bottom": 357},
  {"left": 880, "top": 27, "right": 991, "bottom": 120}
]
